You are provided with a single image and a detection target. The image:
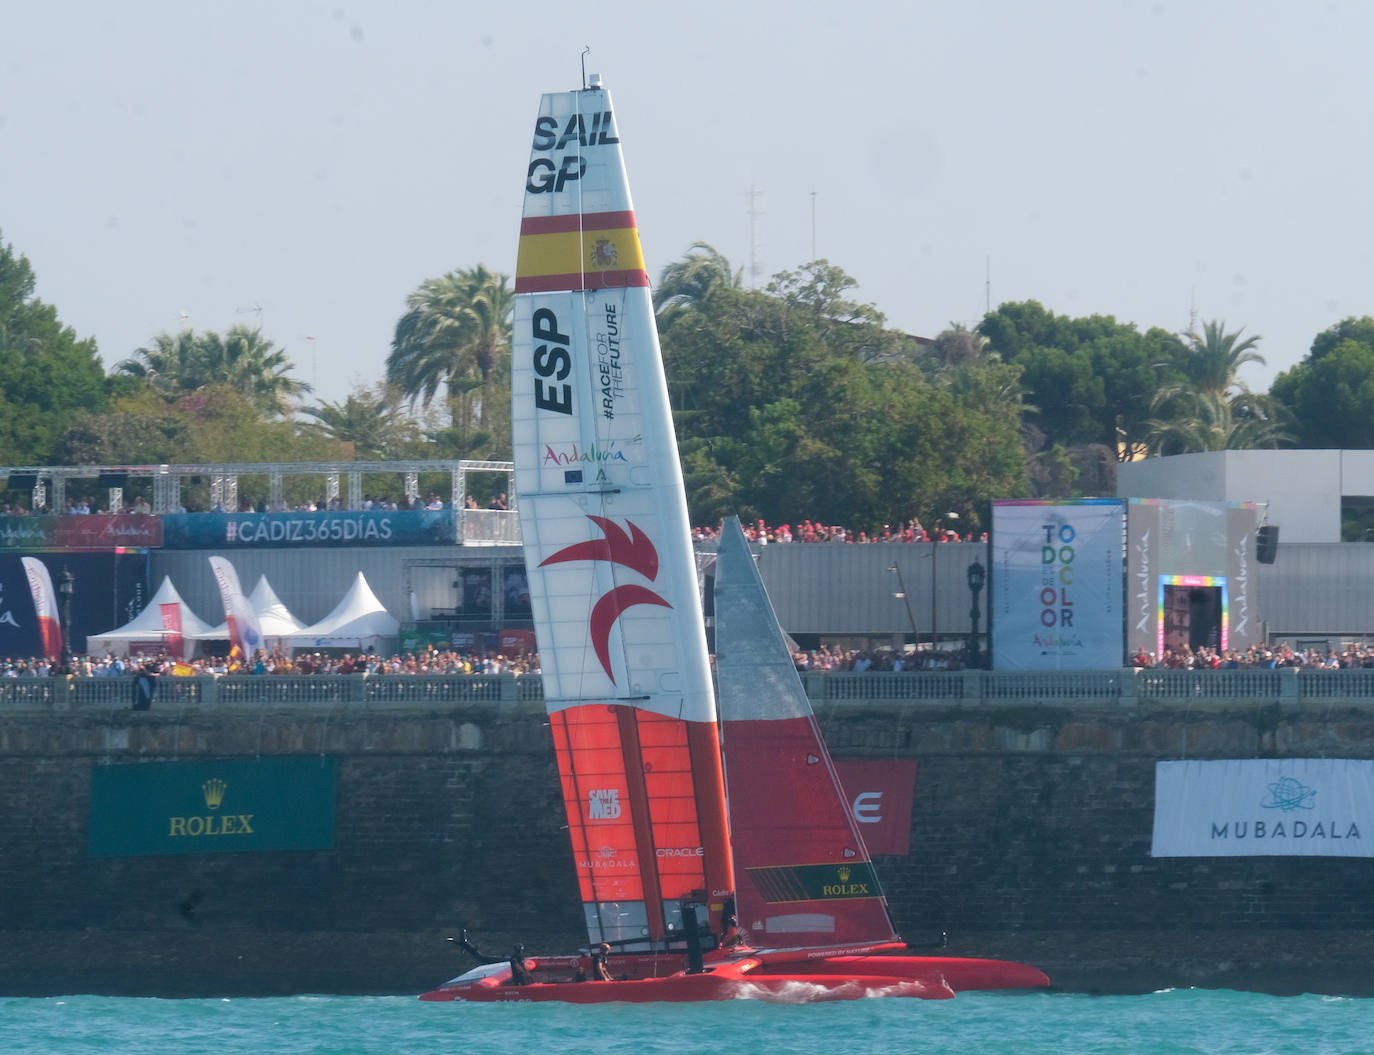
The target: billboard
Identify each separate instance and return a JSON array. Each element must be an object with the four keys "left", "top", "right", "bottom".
[
  {"left": 0, "top": 514, "right": 162, "bottom": 551},
  {"left": 1153, "top": 759, "right": 1374, "bottom": 857},
  {"left": 991, "top": 499, "right": 1125, "bottom": 670},
  {"left": 0, "top": 552, "right": 148, "bottom": 657},
  {"left": 160, "top": 509, "right": 456, "bottom": 549},
  {"left": 88, "top": 756, "right": 337, "bottom": 857},
  {"left": 1127, "top": 499, "right": 1262, "bottom": 660}
]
